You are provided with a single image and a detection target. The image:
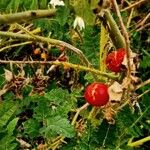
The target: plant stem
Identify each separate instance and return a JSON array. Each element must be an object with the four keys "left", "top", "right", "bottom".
[
  {"left": 121, "top": 0, "right": 147, "bottom": 12},
  {"left": 111, "top": 0, "right": 131, "bottom": 77},
  {"left": 128, "top": 136, "right": 150, "bottom": 147},
  {"left": 99, "top": 23, "right": 108, "bottom": 73},
  {"left": 0, "top": 9, "right": 56, "bottom": 24},
  {"left": 0, "top": 41, "right": 32, "bottom": 53},
  {"left": 137, "top": 89, "right": 150, "bottom": 99},
  {"left": 71, "top": 103, "right": 89, "bottom": 125},
  {"left": 49, "top": 136, "right": 65, "bottom": 150},
  {"left": 104, "top": 10, "right": 126, "bottom": 49},
  {"left": 135, "top": 78, "right": 150, "bottom": 90},
  {"left": 0, "top": 31, "right": 90, "bottom": 67},
  {"left": 0, "top": 60, "right": 119, "bottom": 80},
  {"left": 126, "top": 8, "right": 134, "bottom": 28}
]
